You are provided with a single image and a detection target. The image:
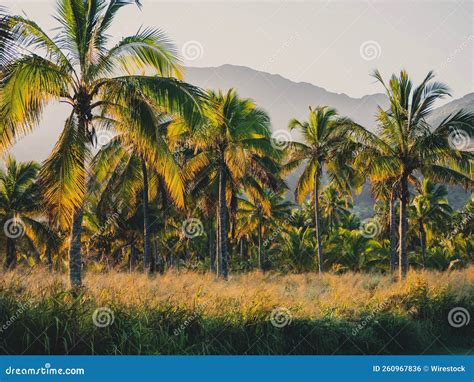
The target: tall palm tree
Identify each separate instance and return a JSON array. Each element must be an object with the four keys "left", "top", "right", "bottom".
[
  {"left": 93, "top": 97, "right": 184, "bottom": 274},
  {"left": 412, "top": 180, "right": 452, "bottom": 267},
  {"left": 0, "top": 156, "right": 48, "bottom": 269},
  {"left": 188, "top": 89, "right": 277, "bottom": 278},
  {"left": 0, "top": 0, "right": 204, "bottom": 287},
  {"left": 237, "top": 189, "right": 292, "bottom": 271},
  {"left": 352, "top": 70, "right": 473, "bottom": 279},
  {"left": 286, "top": 106, "right": 355, "bottom": 273}
]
